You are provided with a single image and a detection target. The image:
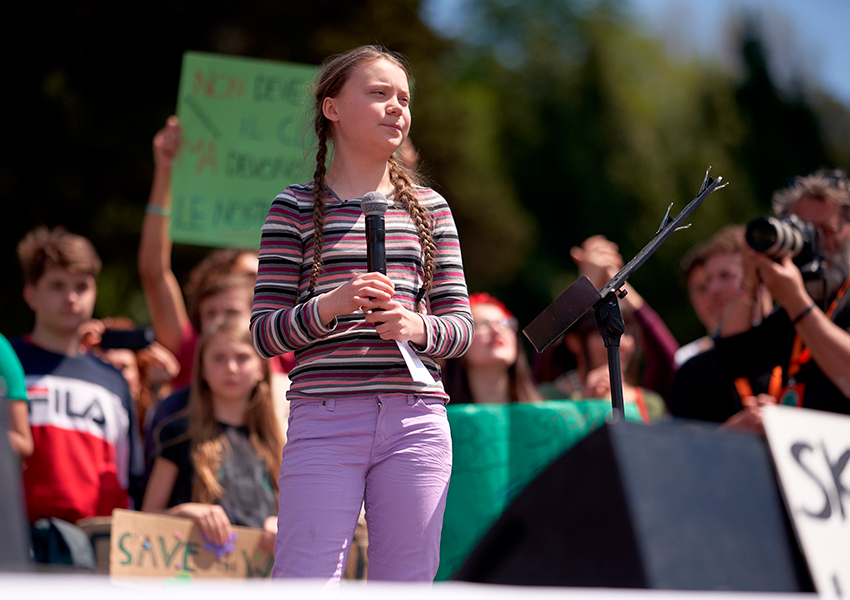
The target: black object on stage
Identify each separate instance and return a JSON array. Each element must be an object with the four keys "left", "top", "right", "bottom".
[
  {"left": 523, "top": 168, "right": 727, "bottom": 420},
  {"left": 0, "top": 396, "right": 32, "bottom": 571},
  {"left": 453, "top": 421, "right": 812, "bottom": 592}
]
